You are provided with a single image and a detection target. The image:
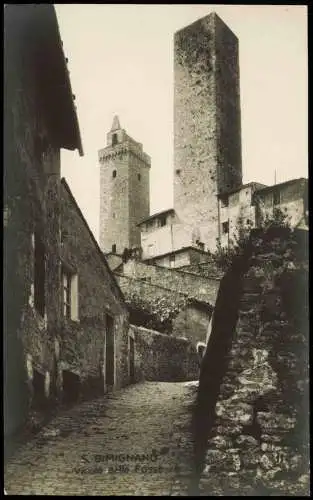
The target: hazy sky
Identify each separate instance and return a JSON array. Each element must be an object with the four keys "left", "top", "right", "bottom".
[{"left": 55, "top": 4, "right": 308, "bottom": 242}]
